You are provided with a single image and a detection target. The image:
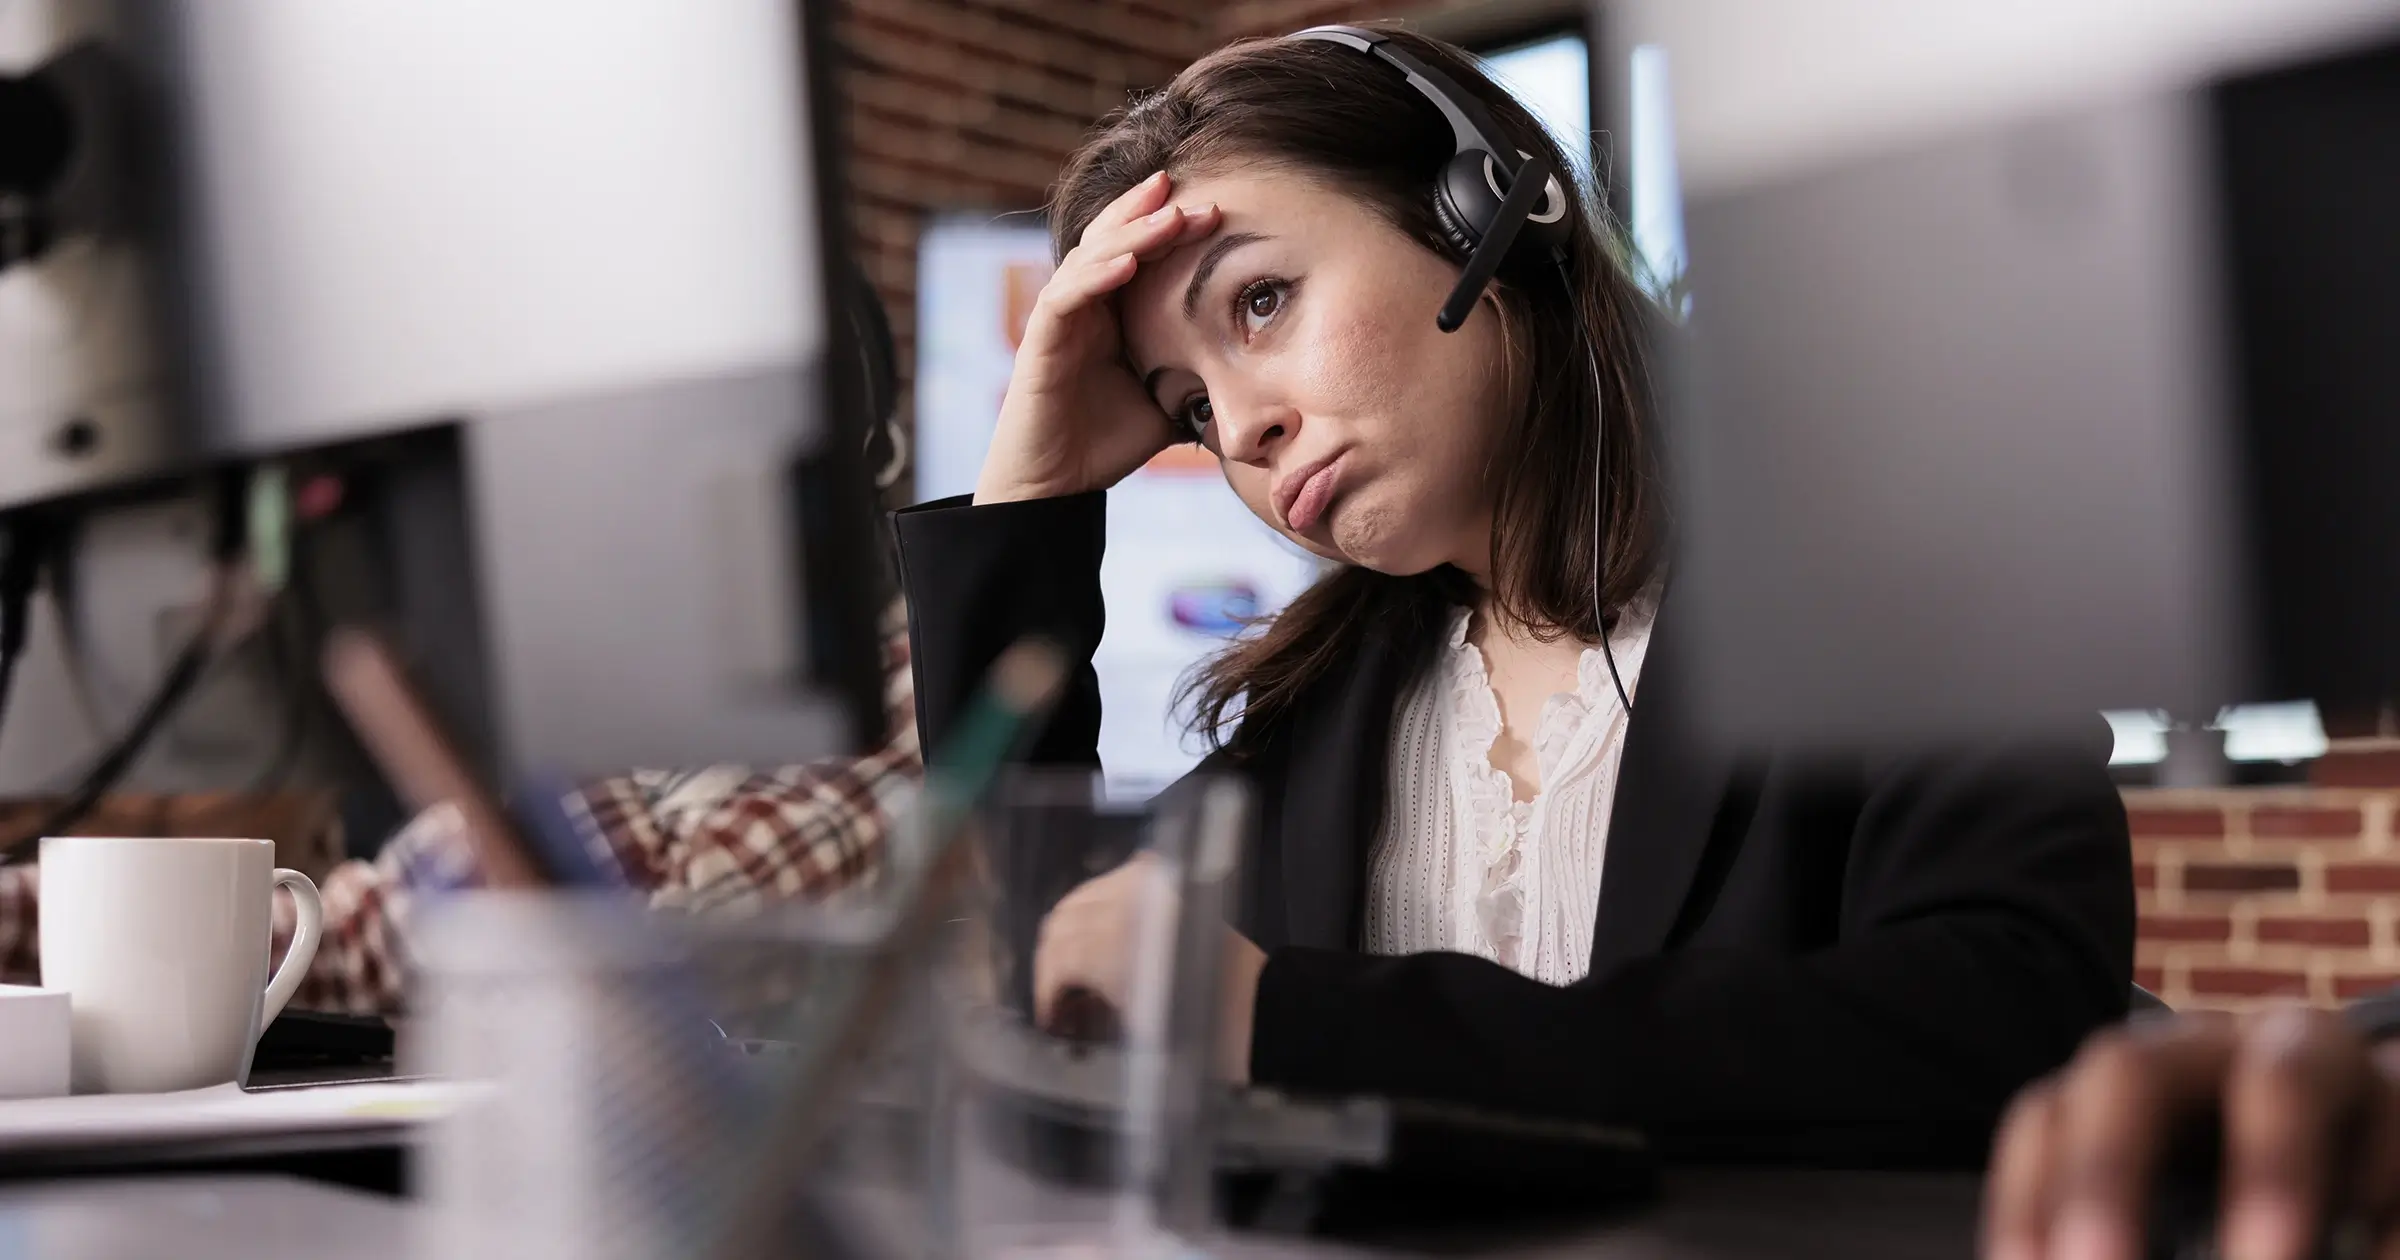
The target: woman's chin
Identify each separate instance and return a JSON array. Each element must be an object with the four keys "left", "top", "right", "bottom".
[
  {"left": 1268, "top": 495, "right": 1441, "bottom": 574},
  {"left": 1326, "top": 516, "right": 1445, "bottom": 576}
]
